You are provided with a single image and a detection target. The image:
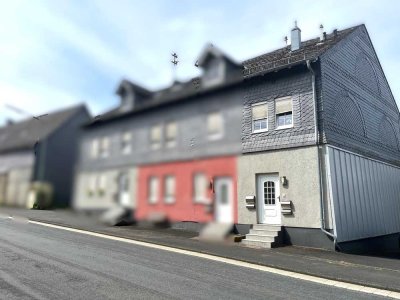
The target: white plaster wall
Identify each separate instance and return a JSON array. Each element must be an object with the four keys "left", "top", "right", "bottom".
[
  {"left": 238, "top": 146, "right": 322, "bottom": 228},
  {"left": 73, "top": 167, "right": 137, "bottom": 211},
  {"left": 5, "top": 167, "right": 32, "bottom": 207}
]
